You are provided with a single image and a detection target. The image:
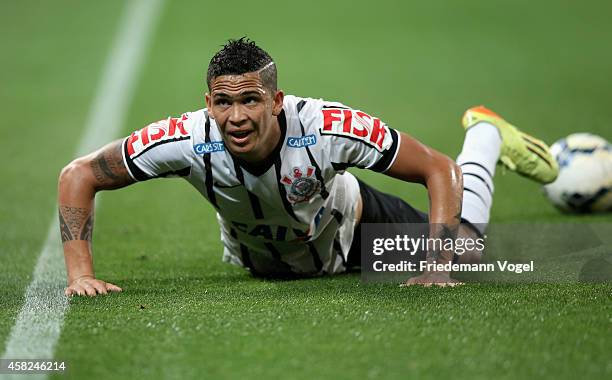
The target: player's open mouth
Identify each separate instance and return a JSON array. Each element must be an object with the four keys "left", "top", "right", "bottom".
[{"left": 228, "top": 129, "right": 254, "bottom": 145}]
